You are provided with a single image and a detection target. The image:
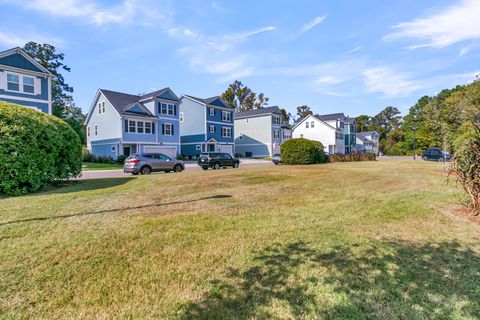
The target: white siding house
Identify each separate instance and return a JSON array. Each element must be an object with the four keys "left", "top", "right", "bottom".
[{"left": 292, "top": 114, "right": 345, "bottom": 154}]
